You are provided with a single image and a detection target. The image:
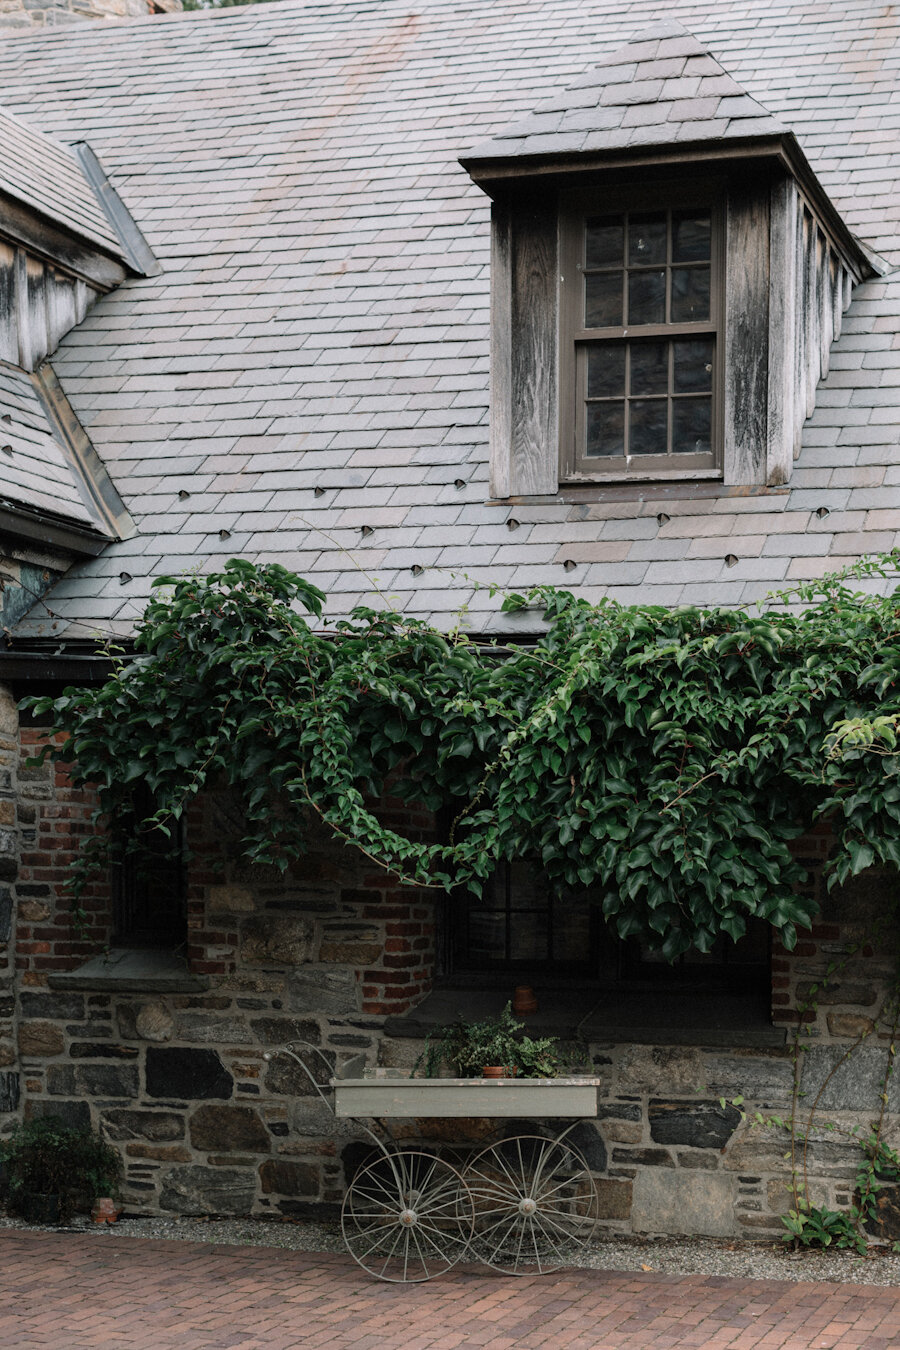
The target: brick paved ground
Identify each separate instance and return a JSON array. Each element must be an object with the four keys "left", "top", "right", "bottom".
[{"left": 1, "top": 1230, "right": 899, "bottom": 1350}]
